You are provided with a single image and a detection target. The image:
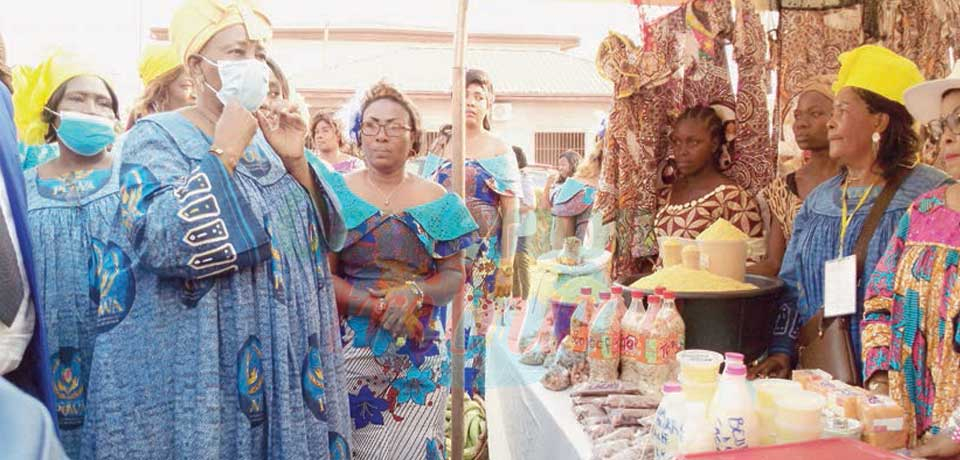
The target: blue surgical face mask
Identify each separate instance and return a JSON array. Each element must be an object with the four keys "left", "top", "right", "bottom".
[
  {"left": 201, "top": 56, "right": 270, "bottom": 112},
  {"left": 48, "top": 110, "right": 117, "bottom": 156}
]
